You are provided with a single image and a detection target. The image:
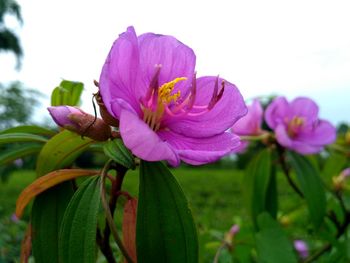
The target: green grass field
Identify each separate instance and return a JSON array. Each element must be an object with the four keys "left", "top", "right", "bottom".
[{"left": 0, "top": 167, "right": 298, "bottom": 262}]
